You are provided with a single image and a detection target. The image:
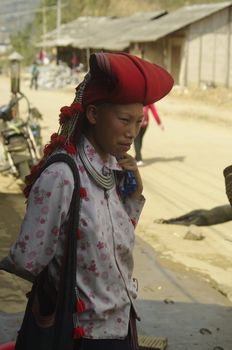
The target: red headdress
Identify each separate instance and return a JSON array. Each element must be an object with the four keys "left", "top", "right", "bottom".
[{"left": 80, "top": 52, "right": 173, "bottom": 106}]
